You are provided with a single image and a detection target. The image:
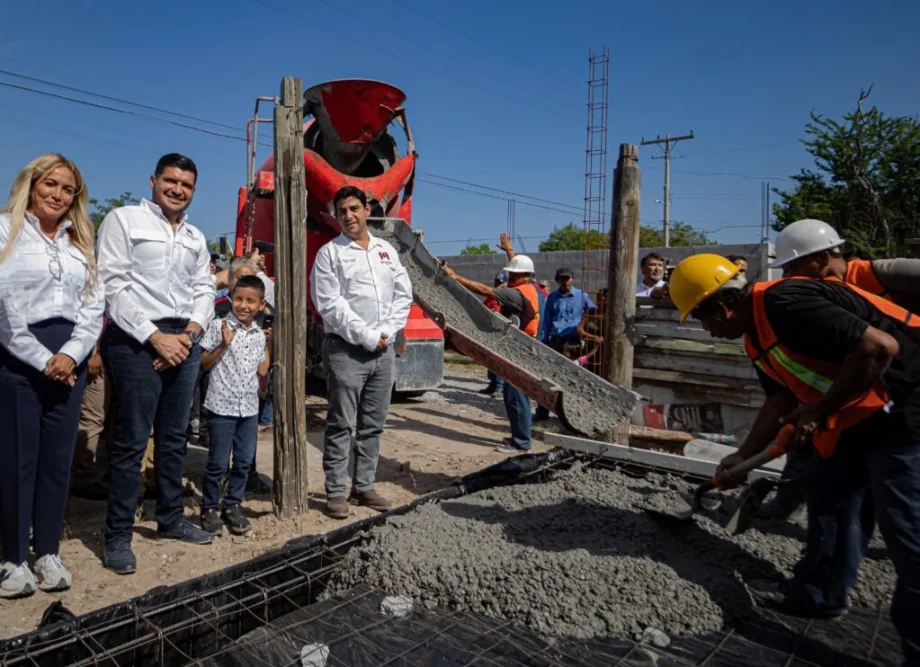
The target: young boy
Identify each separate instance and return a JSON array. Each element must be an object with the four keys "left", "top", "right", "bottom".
[{"left": 198, "top": 275, "right": 271, "bottom": 535}]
